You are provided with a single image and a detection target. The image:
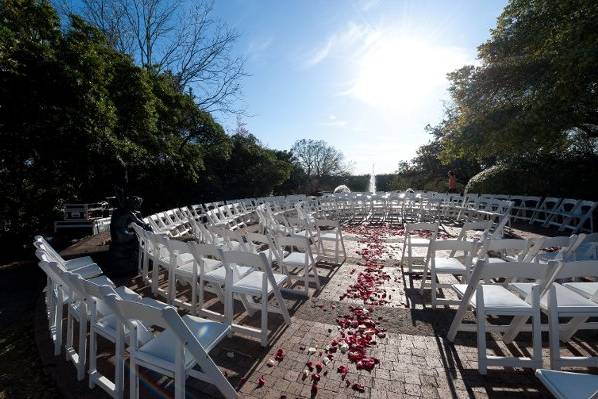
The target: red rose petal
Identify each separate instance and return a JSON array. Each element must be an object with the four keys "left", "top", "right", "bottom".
[{"left": 352, "top": 383, "right": 365, "bottom": 392}]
